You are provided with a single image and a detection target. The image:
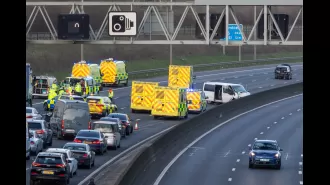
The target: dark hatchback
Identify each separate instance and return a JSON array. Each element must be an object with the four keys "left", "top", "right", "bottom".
[
  {"left": 248, "top": 140, "right": 283, "bottom": 169},
  {"left": 73, "top": 130, "right": 107, "bottom": 155},
  {"left": 274, "top": 64, "right": 292, "bottom": 80},
  {"left": 107, "top": 113, "right": 133, "bottom": 135},
  {"left": 63, "top": 142, "right": 96, "bottom": 169},
  {"left": 30, "top": 152, "right": 70, "bottom": 185}
]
